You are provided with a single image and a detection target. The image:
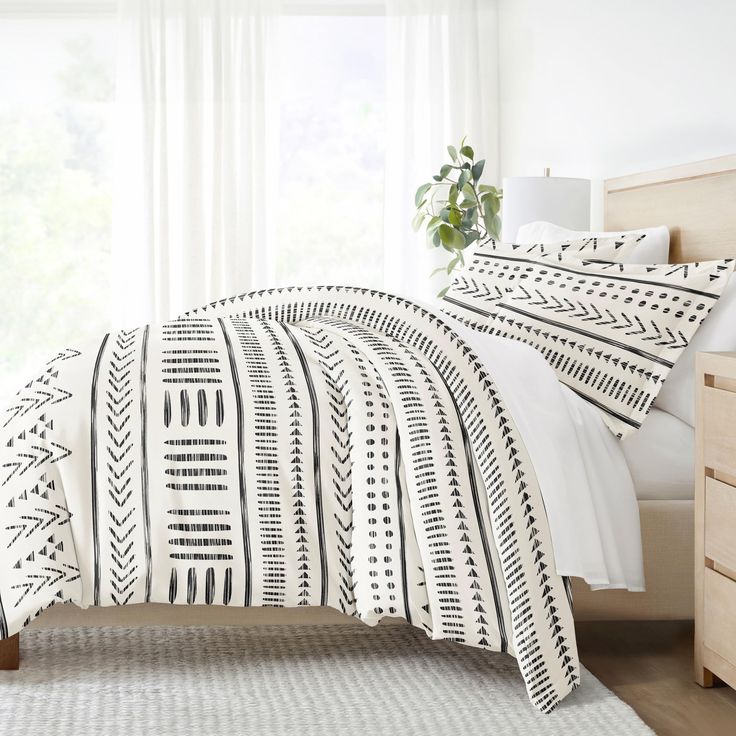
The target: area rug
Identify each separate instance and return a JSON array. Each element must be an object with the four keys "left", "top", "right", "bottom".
[{"left": 0, "top": 624, "right": 652, "bottom": 735}]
